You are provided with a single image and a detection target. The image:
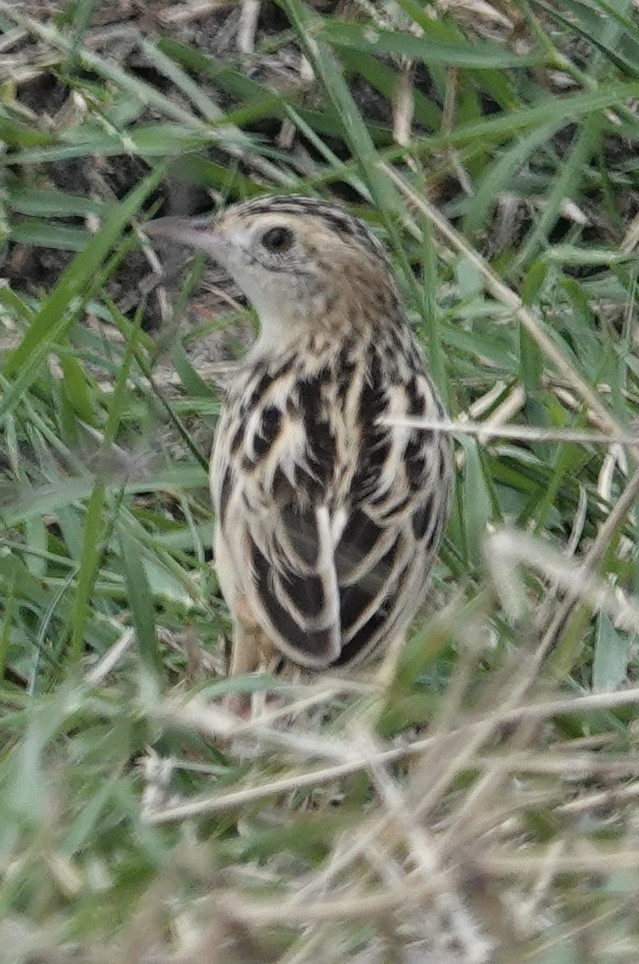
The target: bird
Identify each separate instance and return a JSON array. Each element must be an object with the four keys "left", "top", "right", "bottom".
[{"left": 146, "top": 195, "right": 453, "bottom": 681}]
